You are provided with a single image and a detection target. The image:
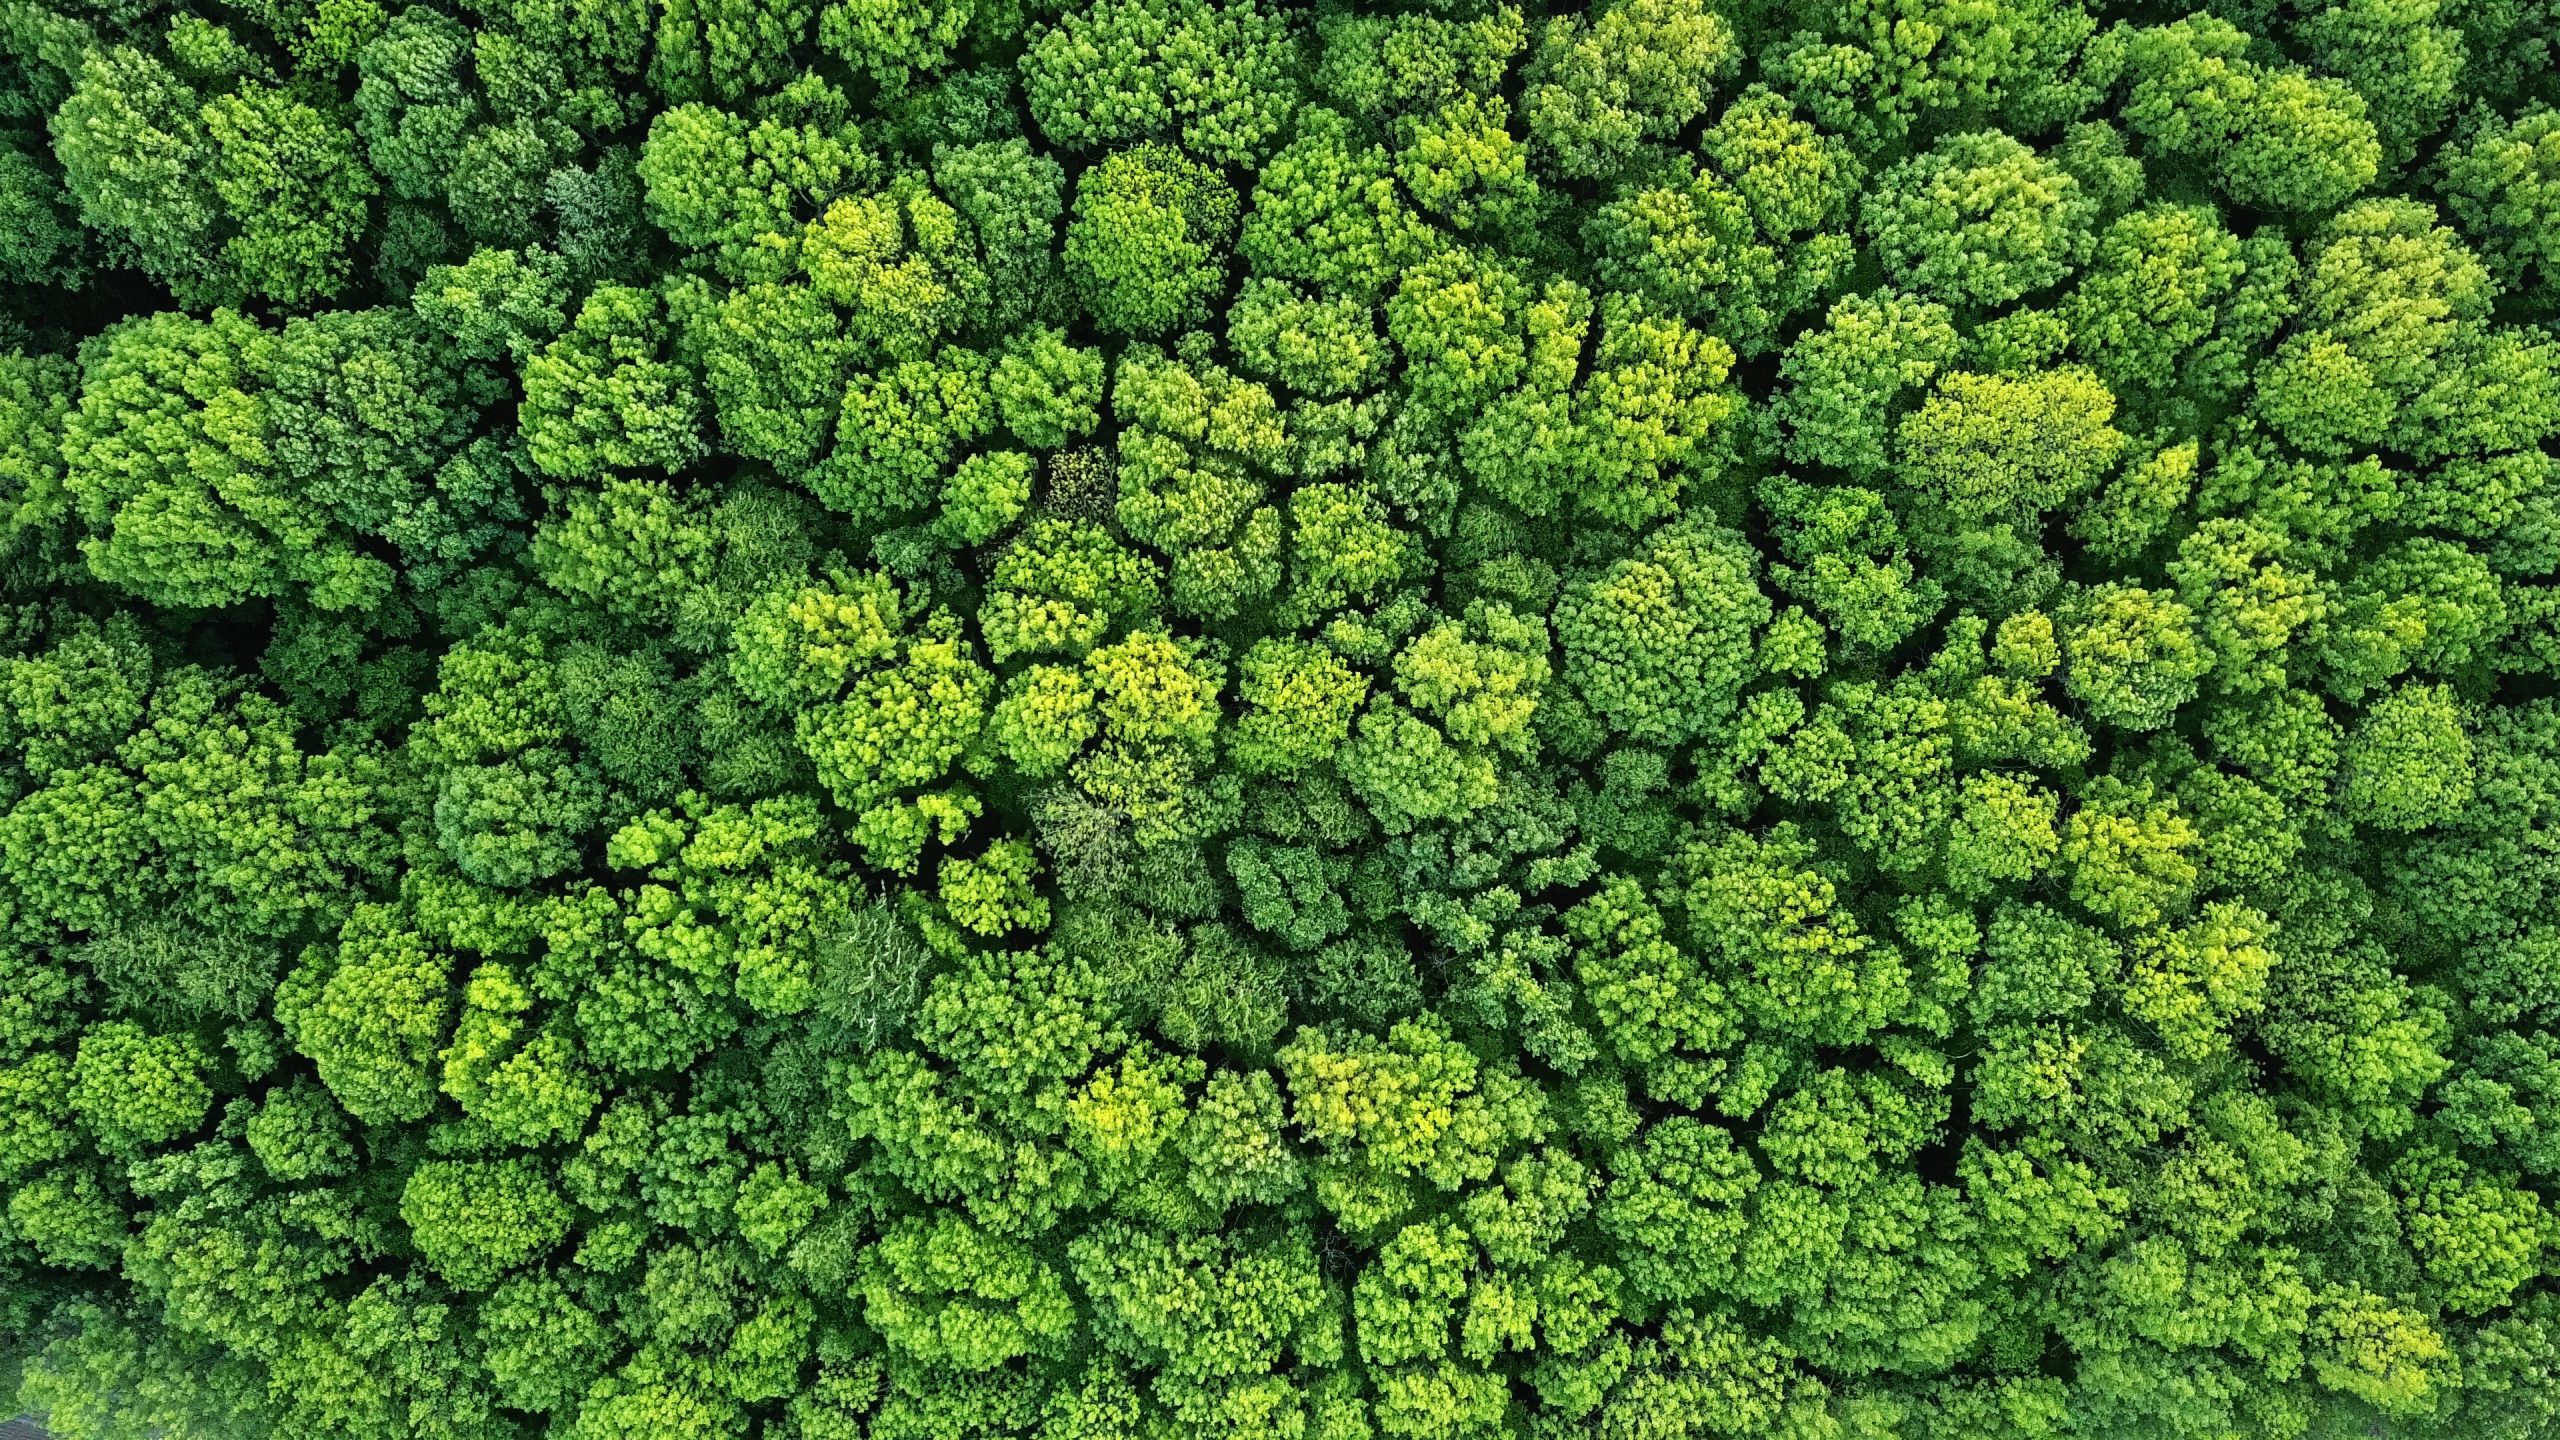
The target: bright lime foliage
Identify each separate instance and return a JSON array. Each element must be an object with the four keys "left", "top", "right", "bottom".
[
  {"left": 8, "top": 3, "right": 2560, "bottom": 1438},
  {"left": 2059, "top": 582, "right": 2214, "bottom": 732},
  {"left": 69, "top": 1022, "right": 210, "bottom": 1156},
  {"left": 399, "top": 1157, "right": 576, "bottom": 1289},
  {"left": 2341, "top": 681, "right": 2476, "bottom": 832},
  {"left": 1065, "top": 142, "right": 1240, "bottom": 338},
  {"left": 1896, "top": 366, "right": 2124, "bottom": 524}
]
